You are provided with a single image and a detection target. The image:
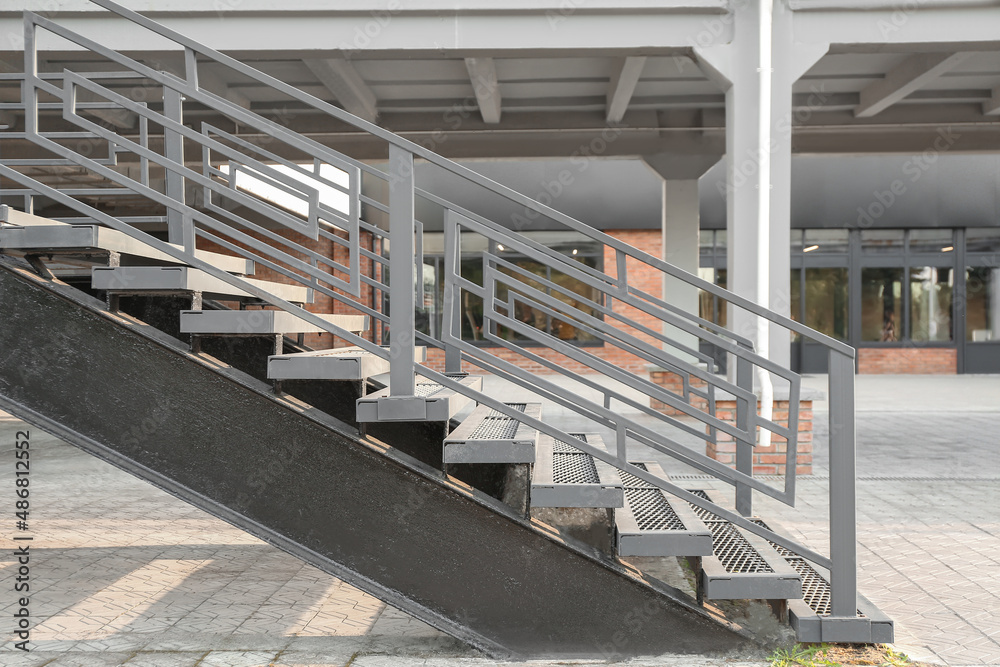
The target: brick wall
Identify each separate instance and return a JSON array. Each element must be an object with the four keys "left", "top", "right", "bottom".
[
  {"left": 706, "top": 399, "right": 813, "bottom": 476},
  {"left": 858, "top": 347, "right": 957, "bottom": 374}
]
